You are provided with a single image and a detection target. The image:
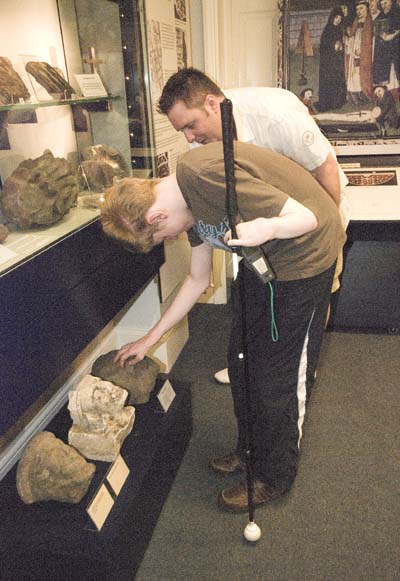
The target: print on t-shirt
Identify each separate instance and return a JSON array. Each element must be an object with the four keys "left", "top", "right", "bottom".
[{"left": 193, "top": 218, "right": 232, "bottom": 251}]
